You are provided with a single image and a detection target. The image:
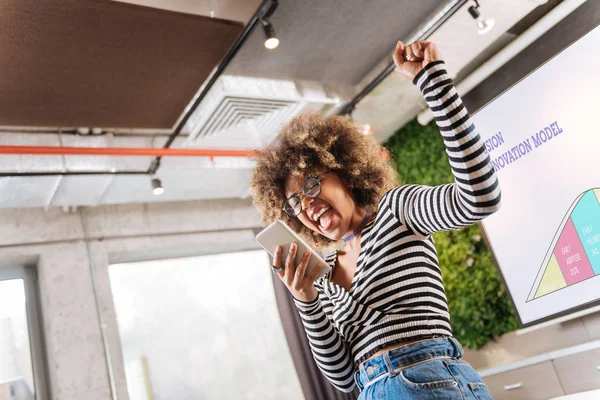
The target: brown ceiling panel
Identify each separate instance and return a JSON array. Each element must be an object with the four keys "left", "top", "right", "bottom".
[{"left": 0, "top": 0, "right": 244, "bottom": 129}]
